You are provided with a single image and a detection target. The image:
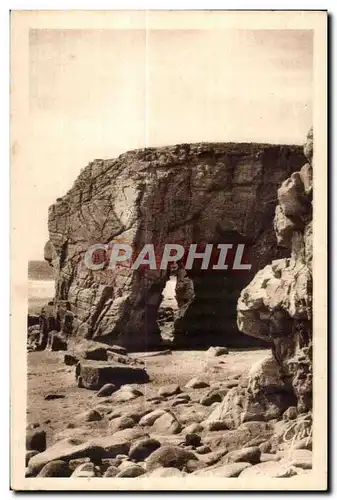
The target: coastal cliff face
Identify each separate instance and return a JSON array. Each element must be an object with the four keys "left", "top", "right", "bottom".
[
  {"left": 208, "top": 129, "right": 313, "bottom": 429},
  {"left": 45, "top": 142, "right": 305, "bottom": 350}
]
